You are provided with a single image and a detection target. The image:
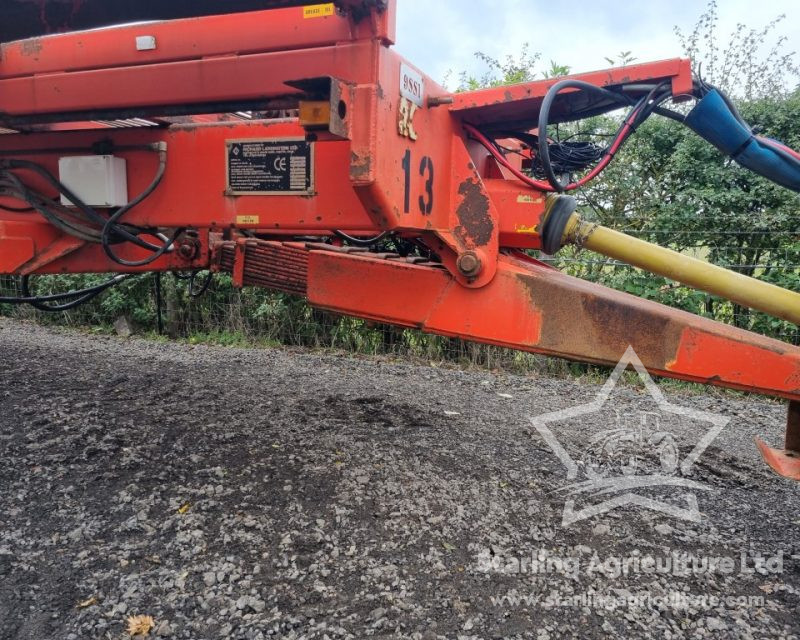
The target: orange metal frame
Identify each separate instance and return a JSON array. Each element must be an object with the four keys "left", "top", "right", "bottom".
[{"left": 0, "top": 1, "right": 798, "bottom": 470}]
